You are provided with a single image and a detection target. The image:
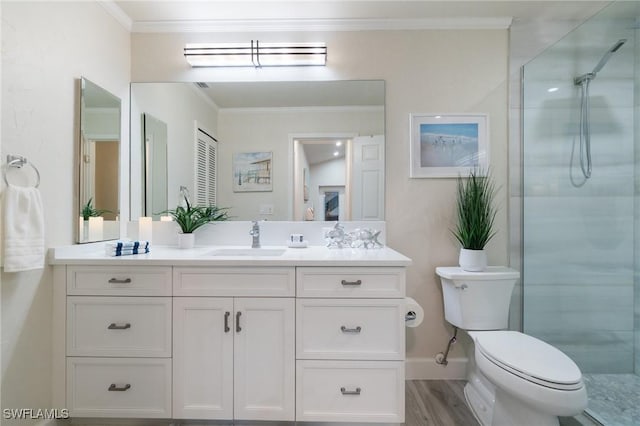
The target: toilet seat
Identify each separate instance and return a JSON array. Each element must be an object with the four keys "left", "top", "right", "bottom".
[{"left": 474, "top": 331, "right": 583, "bottom": 391}]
